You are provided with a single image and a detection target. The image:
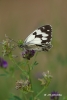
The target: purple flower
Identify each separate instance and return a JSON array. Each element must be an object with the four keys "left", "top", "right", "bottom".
[
  {"left": 22, "top": 50, "right": 35, "bottom": 60},
  {"left": 0, "top": 57, "right": 8, "bottom": 68},
  {"left": 51, "top": 91, "right": 59, "bottom": 100}
]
